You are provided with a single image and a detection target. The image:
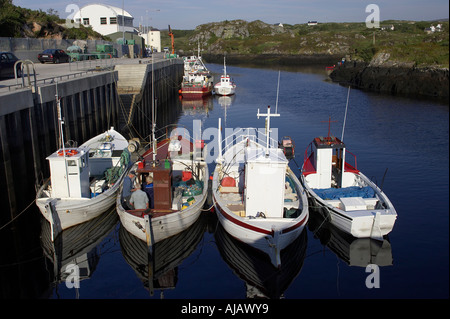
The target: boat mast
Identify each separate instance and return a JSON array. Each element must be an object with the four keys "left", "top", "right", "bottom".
[
  {"left": 56, "top": 81, "right": 71, "bottom": 197},
  {"left": 275, "top": 70, "right": 280, "bottom": 113},
  {"left": 216, "top": 117, "right": 223, "bottom": 163},
  {"left": 223, "top": 56, "right": 227, "bottom": 78},
  {"left": 152, "top": 50, "right": 157, "bottom": 164},
  {"left": 341, "top": 86, "right": 351, "bottom": 142},
  {"left": 257, "top": 105, "right": 280, "bottom": 157}
]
